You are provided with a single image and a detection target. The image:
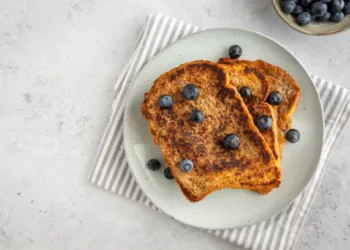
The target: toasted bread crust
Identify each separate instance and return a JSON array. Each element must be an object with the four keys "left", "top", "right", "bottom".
[{"left": 141, "top": 60, "right": 280, "bottom": 202}]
